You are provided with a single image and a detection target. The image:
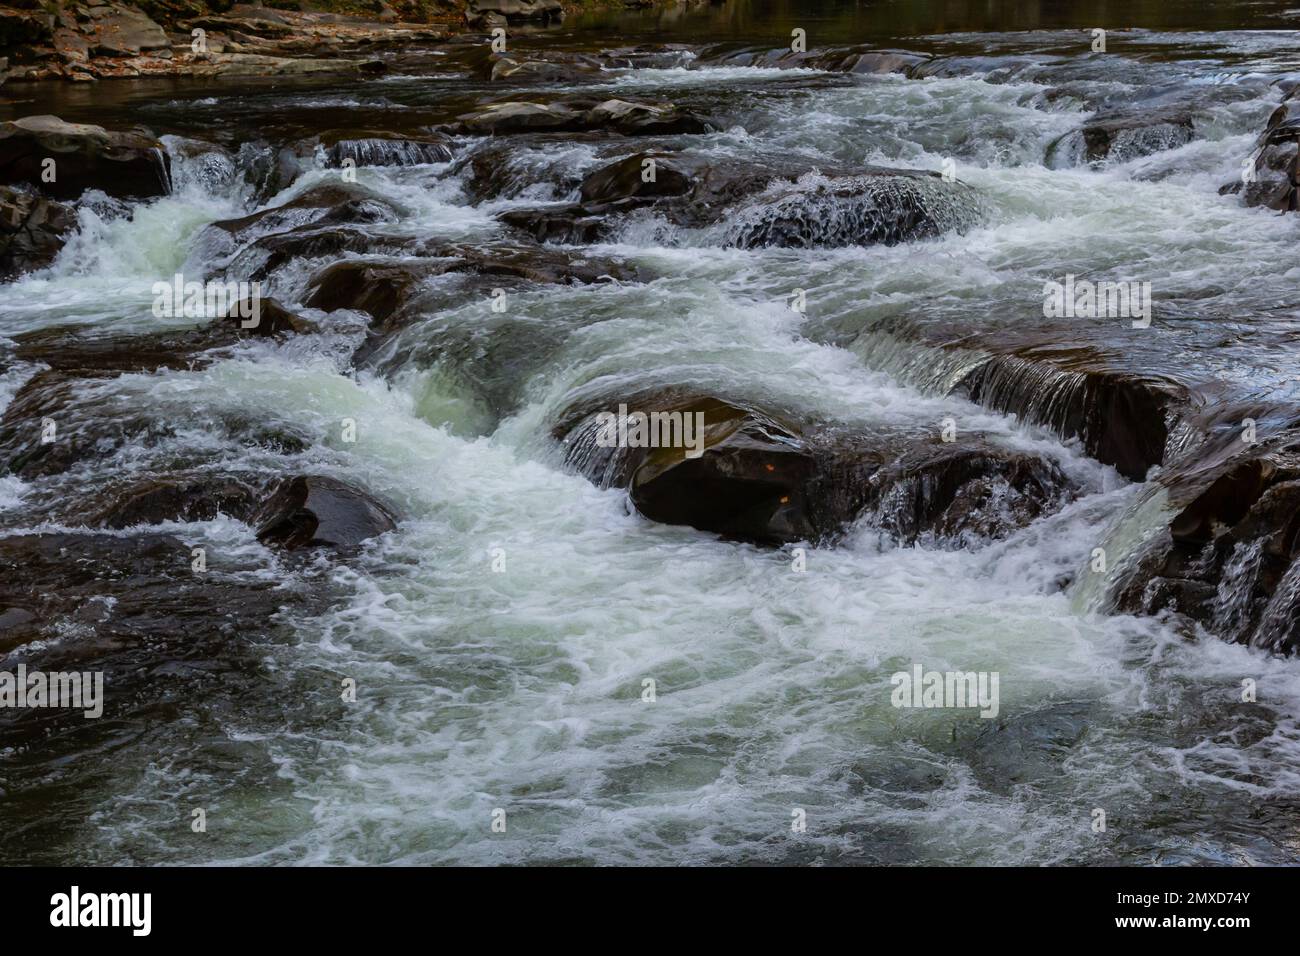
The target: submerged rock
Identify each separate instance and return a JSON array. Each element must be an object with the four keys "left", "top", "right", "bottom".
[
  {"left": 0, "top": 114, "right": 170, "bottom": 200},
  {"left": 718, "top": 171, "right": 977, "bottom": 249},
  {"left": 503, "top": 152, "right": 979, "bottom": 248},
  {"left": 1045, "top": 111, "right": 1195, "bottom": 168},
  {"left": 858, "top": 438, "right": 1073, "bottom": 547},
  {"left": 0, "top": 369, "right": 173, "bottom": 479},
  {"left": 252, "top": 475, "right": 397, "bottom": 550},
  {"left": 193, "top": 180, "right": 407, "bottom": 270},
  {"left": 11, "top": 296, "right": 314, "bottom": 372},
  {"left": 0, "top": 530, "right": 320, "bottom": 788},
  {"left": 451, "top": 98, "right": 714, "bottom": 137},
  {"left": 88, "top": 474, "right": 263, "bottom": 529}
]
